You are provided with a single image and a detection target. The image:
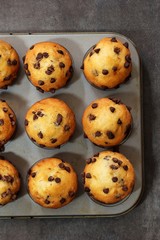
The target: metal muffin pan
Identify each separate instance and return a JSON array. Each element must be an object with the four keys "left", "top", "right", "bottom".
[{"left": 0, "top": 32, "right": 143, "bottom": 218}]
